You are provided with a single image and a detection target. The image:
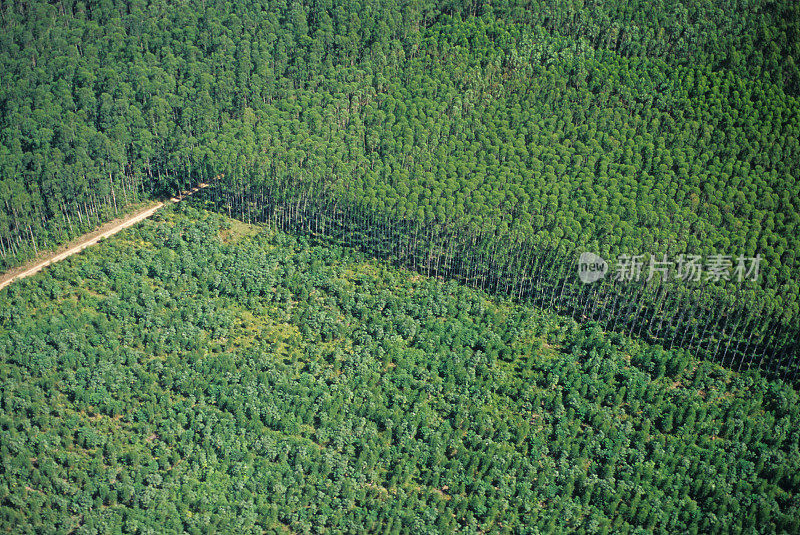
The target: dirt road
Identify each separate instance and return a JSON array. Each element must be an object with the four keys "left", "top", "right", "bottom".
[{"left": 0, "top": 182, "right": 212, "bottom": 292}]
